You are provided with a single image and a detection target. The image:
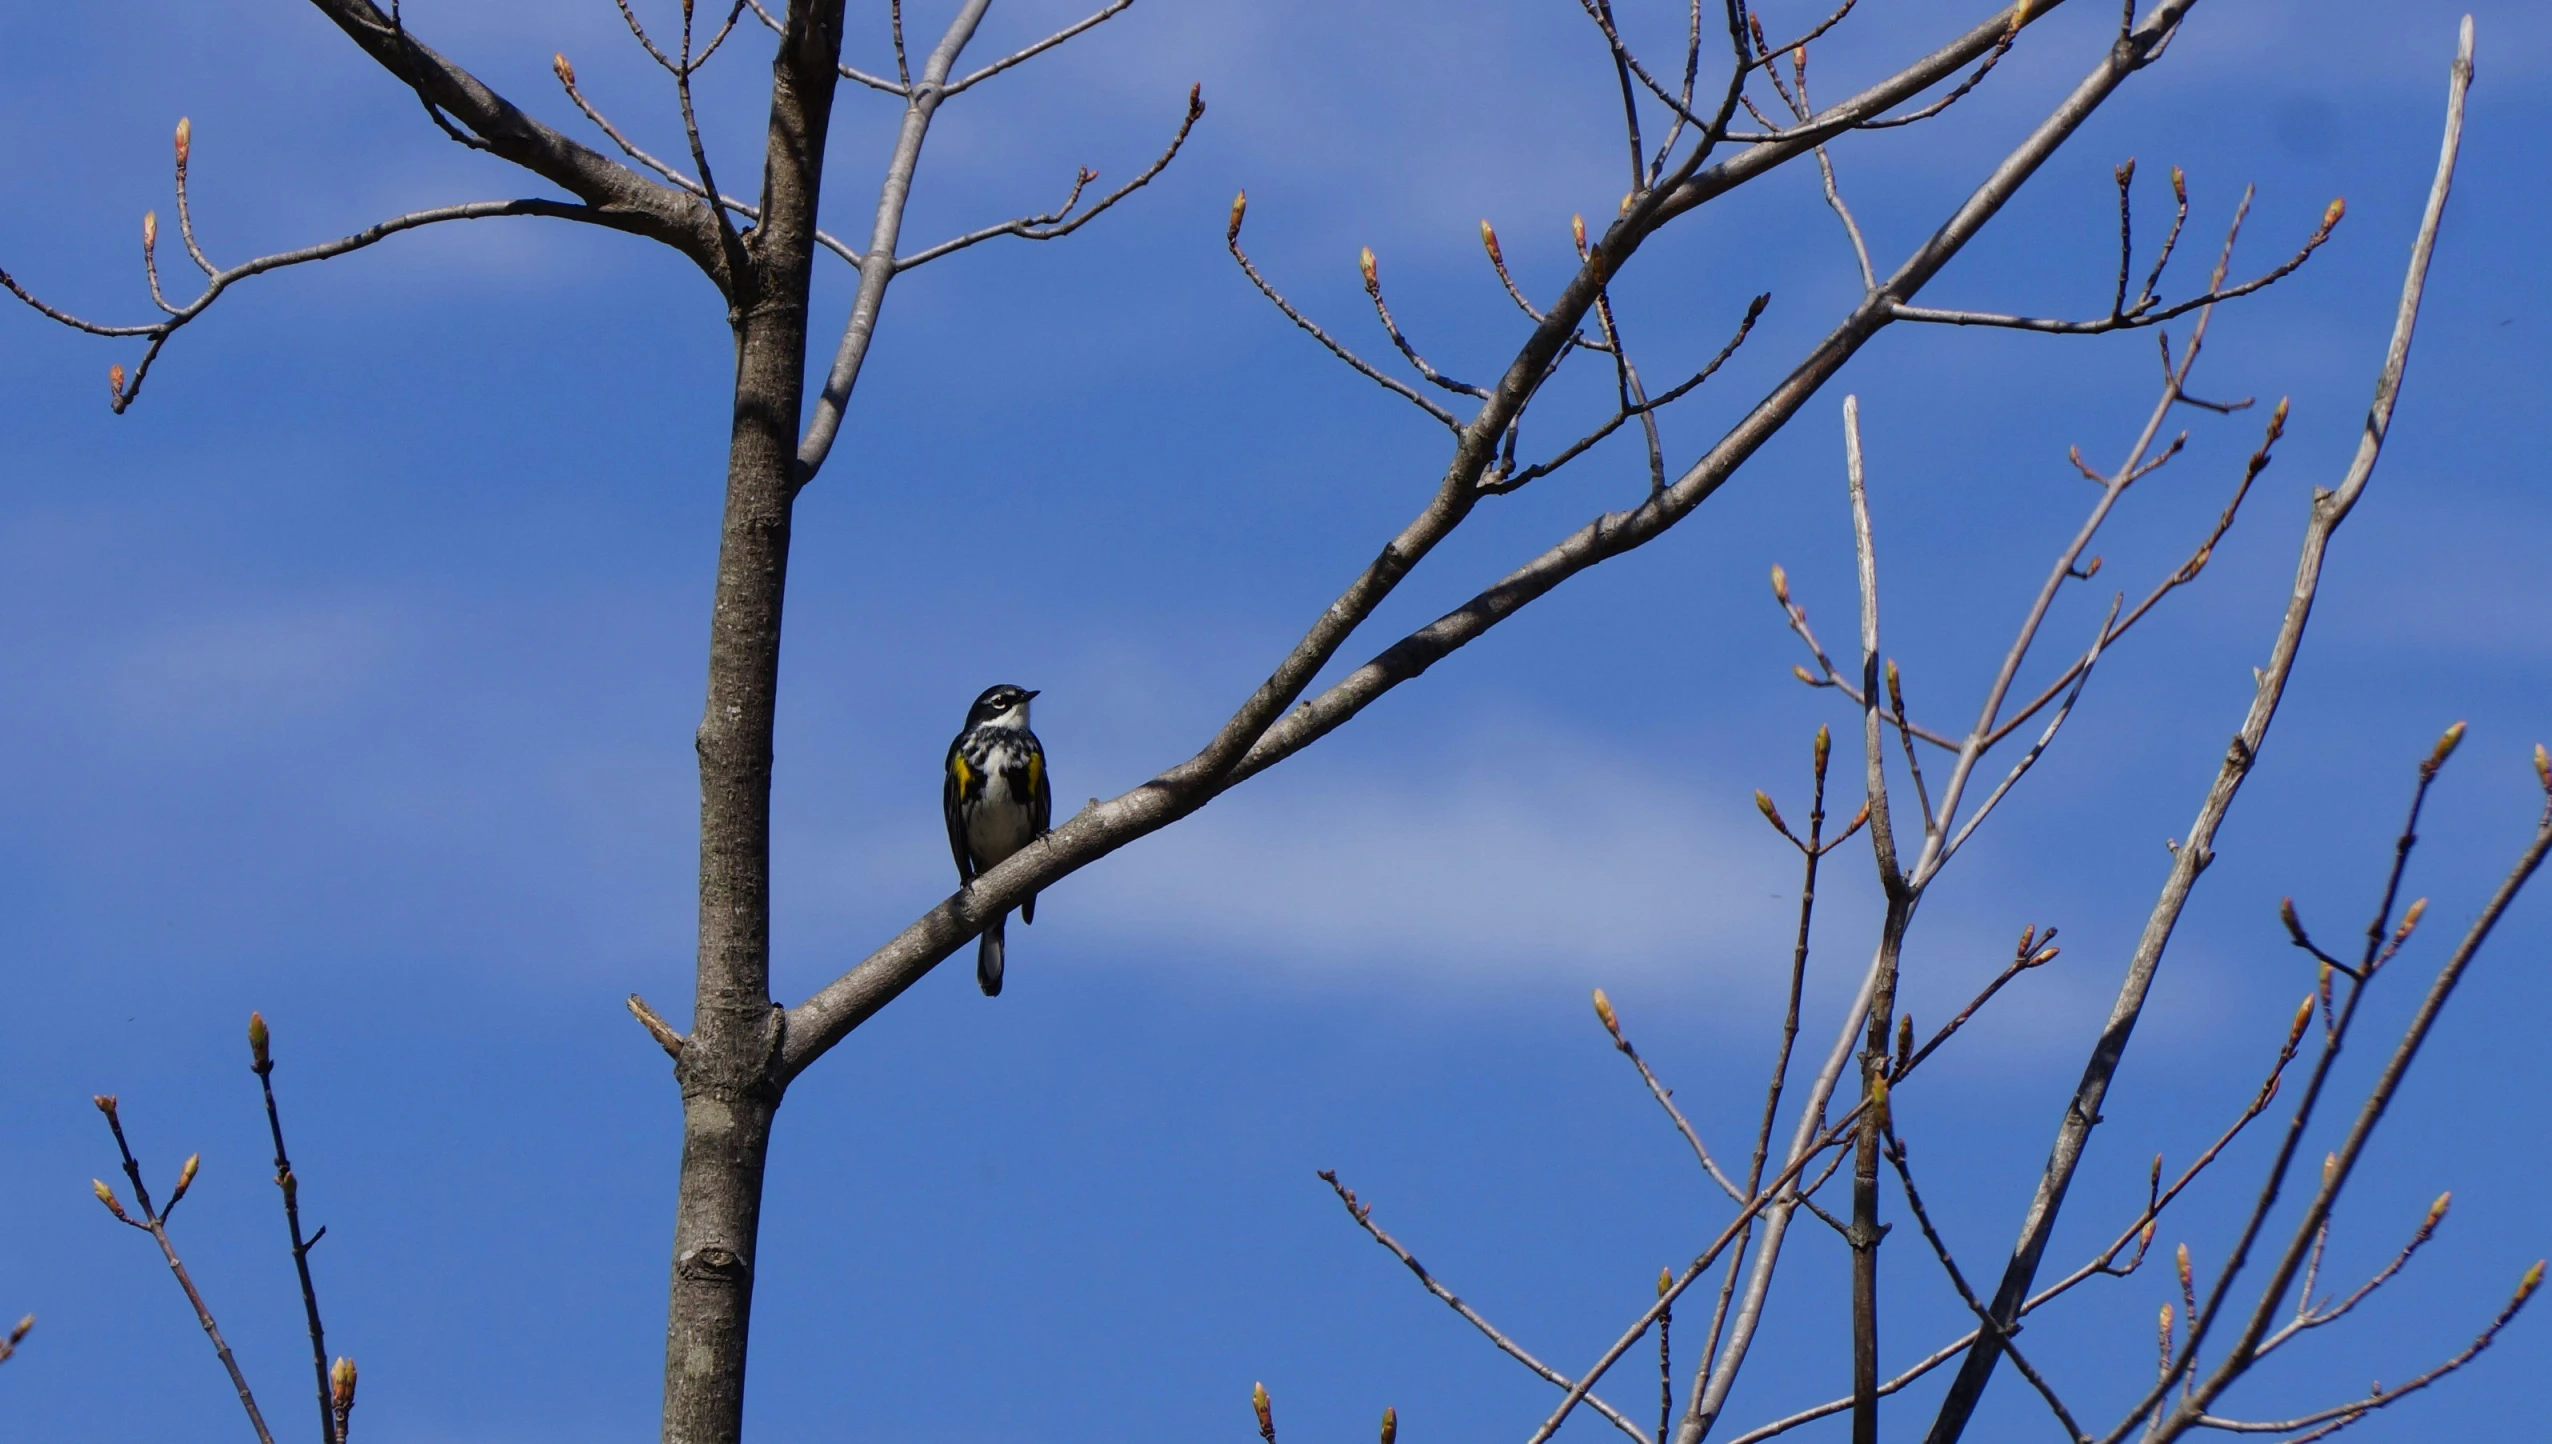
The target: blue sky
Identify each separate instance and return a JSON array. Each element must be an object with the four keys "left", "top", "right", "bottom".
[{"left": 2, "top": 1, "right": 2547, "bottom": 1441}]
